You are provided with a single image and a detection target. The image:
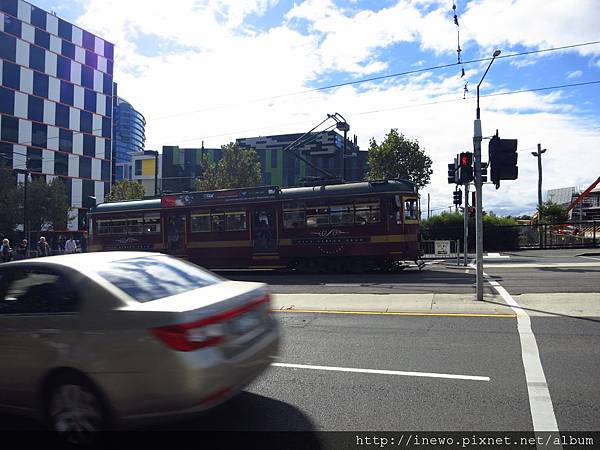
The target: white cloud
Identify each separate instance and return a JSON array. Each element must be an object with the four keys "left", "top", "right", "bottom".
[
  {"left": 567, "top": 70, "right": 583, "bottom": 79},
  {"left": 69, "top": 0, "right": 600, "bottom": 215}
]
